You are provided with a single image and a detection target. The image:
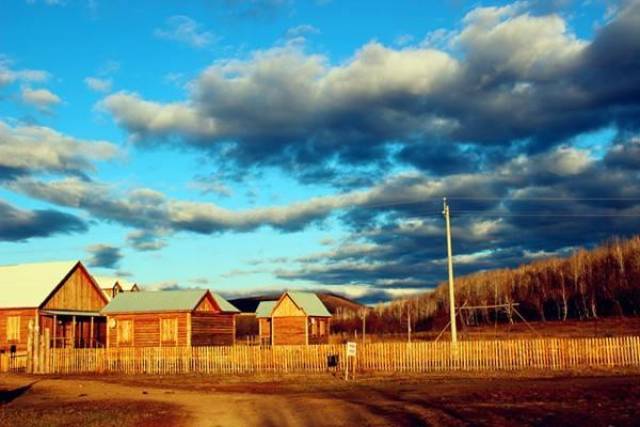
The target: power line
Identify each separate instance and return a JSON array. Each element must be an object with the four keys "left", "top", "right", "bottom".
[{"left": 355, "top": 197, "right": 640, "bottom": 210}]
